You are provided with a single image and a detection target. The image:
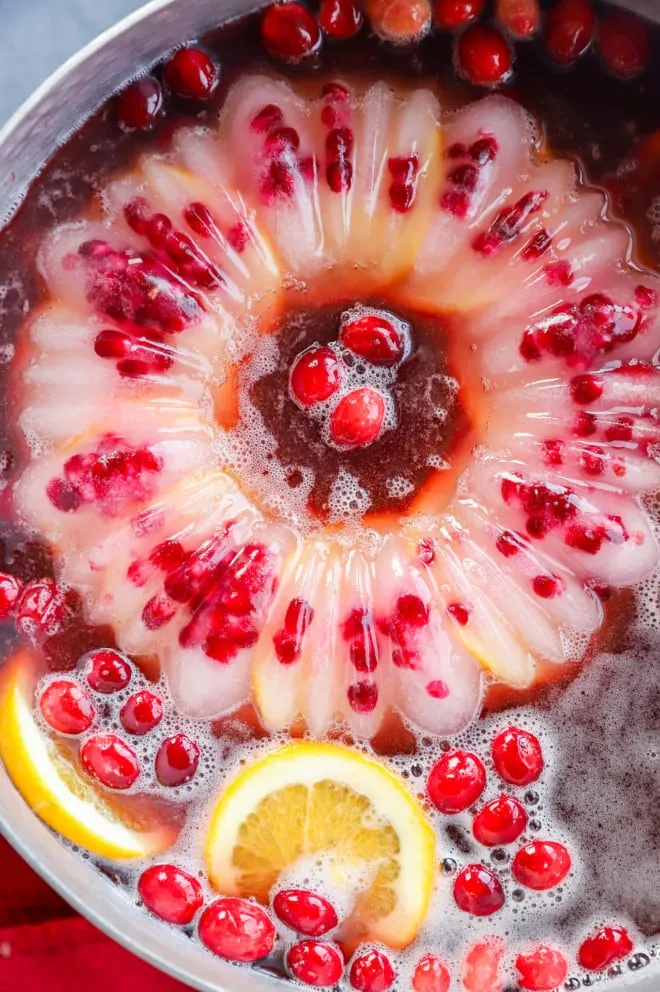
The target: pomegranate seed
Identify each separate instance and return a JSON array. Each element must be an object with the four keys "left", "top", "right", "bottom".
[
  {"left": 155, "top": 733, "right": 200, "bottom": 787},
  {"left": 434, "top": 0, "right": 485, "bottom": 30},
  {"left": 532, "top": 574, "right": 565, "bottom": 599},
  {"left": 94, "top": 328, "right": 132, "bottom": 360},
  {"left": 117, "top": 77, "right": 163, "bottom": 130},
  {"left": 515, "top": 946, "right": 568, "bottom": 991},
  {"left": 453, "top": 865, "right": 505, "bottom": 916},
  {"left": 80, "top": 733, "right": 140, "bottom": 790},
  {"left": 492, "top": 727, "right": 543, "bottom": 785},
  {"left": 495, "top": 0, "right": 540, "bottom": 39},
  {"left": 0, "top": 572, "right": 22, "bottom": 618},
  {"left": 329, "top": 388, "right": 386, "bottom": 450},
  {"left": 427, "top": 750, "right": 486, "bottom": 814},
  {"left": 412, "top": 955, "right": 451, "bottom": 992},
  {"left": 340, "top": 313, "right": 405, "bottom": 366},
  {"left": 120, "top": 690, "right": 164, "bottom": 735},
  {"left": 142, "top": 593, "right": 177, "bottom": 630},
  {"left": 138, "top": 864, "right": 203, "bottom": 925},
  {"left": 251, "top": 104, "right": 285, "bottom": 133},
  {"left": 441, "top": 188, "right": 470, "bottom": 218},
  {"left": 347, "top": 681, "right": 378, "bottom": 713},
  {"left": 261, "top": 3, "right": 322, "bottom": 64},
  {"left": 288, "top": 941, "right": 344, "bottom": 987},
  {"left": 86, "top": 649, "right": 132, "bottom": 694},
  {"left": 39, "top": 680, "right": 96, "bottom": 735},
  {"left": 164, "top": 47, "right": 218, "bottom": 100},
  {"left": 274, "top": 889, "right": 338, "bottom": 937},
  {"left": 446, "top": 601, "right": 470, "bottom": 626},
  {"left": 597, "top": 10, "right": 649, "bottom": 79},
  {"left": 265, "top": 125, "right": 301, "bottom": 154},
  {"left": 512, "top": 840, "right": 571, "bottom": 890},
  {"left": 472, "top": 795, "right": 527, "bottom": 846},
  {"left": 396, "top": 594, "right": 429, "bottom": 628},
  {"left": 290, "top": 346, "right": 340, "bottom": 407},
  {"left": 350, "top": 633, "right": 378, "bottom": 673},
  {"left": 470, "top": 136, "right": 499, "bottom": 163},
  {"left": 544, "top": 0, "right": 595, "bottom": 66},
  {"left": 496, "top": 530, "right": 526, "bottom": 557},
  {"left": 456, "top": 24, "right": 514, "bottom": 86},
  {"left": 426, "top": 680, "right": 450, "bottom": 699},
  {"left": 418, "top": 538, "right": 436, "bottom": 565},
  {"left": 577, "top": 926, "right": 634, "bottom": 971},
  {"left": 605, "top": 415, "right": 634, "bottom": 442},
  {"left": 319, "top": 0, "right": 363, "bottom": 39},
  {"left": 199, "top": 897, "right": 276, "bottom": 961},
  {"left": 350, "top": 949, "right": 395, "bottom": 992}
]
